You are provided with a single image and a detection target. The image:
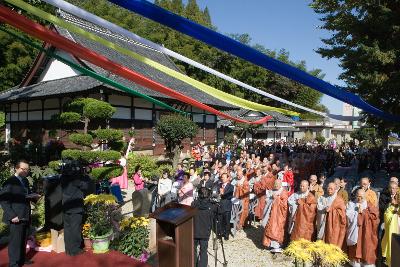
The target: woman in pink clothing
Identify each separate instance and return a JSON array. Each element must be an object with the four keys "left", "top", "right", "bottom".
[
  {"left": 178, "top": 173, "right": 194, "bottom": 206},
  {"left": 133, "top": 165, "right": 145, "bottom": 191},
  {"left": 110, "top": 154, "right": 128, "bottom": 189}
]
